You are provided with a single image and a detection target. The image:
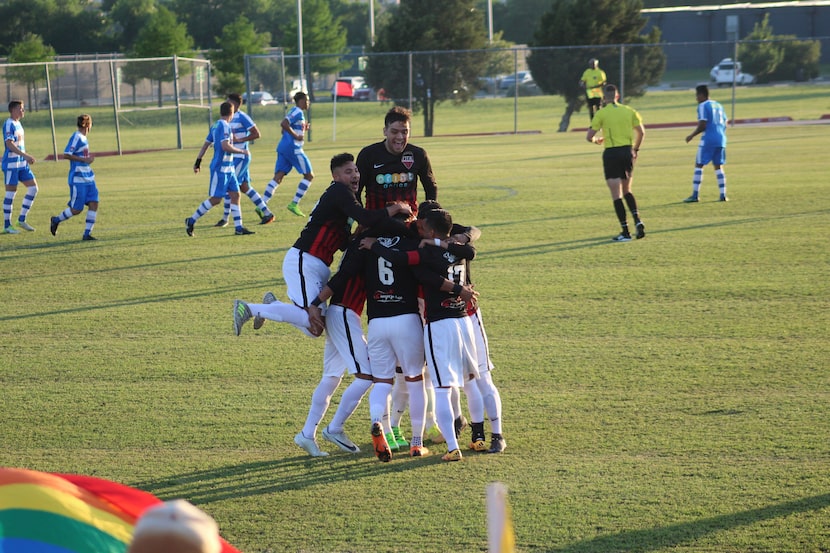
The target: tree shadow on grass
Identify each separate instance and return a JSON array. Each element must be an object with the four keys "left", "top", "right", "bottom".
[
  {"left": 129, "top": 454, "right": 445, "bottom": 506},
  {"left": 544, "top": 492, "right": 830, "bottom": 553}
]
